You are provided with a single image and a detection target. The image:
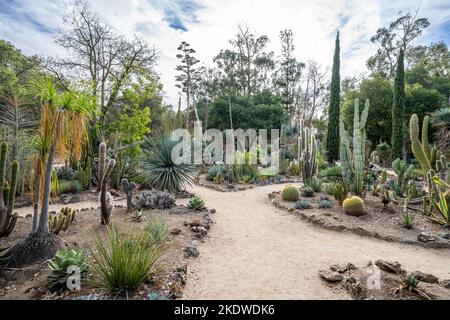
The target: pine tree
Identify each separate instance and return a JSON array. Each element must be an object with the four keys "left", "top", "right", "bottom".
[
  {"left": 325, "top": 31, "right": 341, "bottom": 163},
  {"left": 391, "top": 49, "right": 405, "bottom": 160}
]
